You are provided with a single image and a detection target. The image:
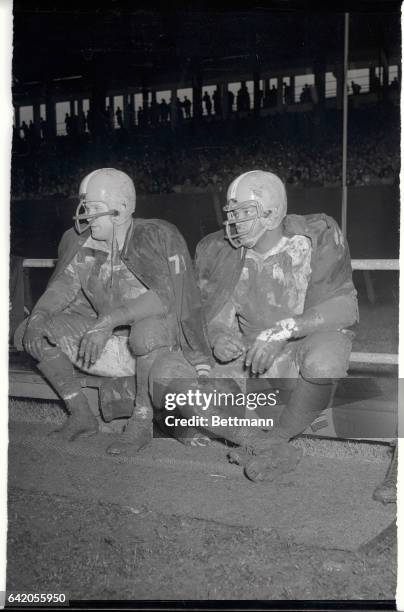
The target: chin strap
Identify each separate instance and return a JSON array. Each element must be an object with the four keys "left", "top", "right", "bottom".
[{"left": 110, "top": 223, "right": 116, "bottom": 288}]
